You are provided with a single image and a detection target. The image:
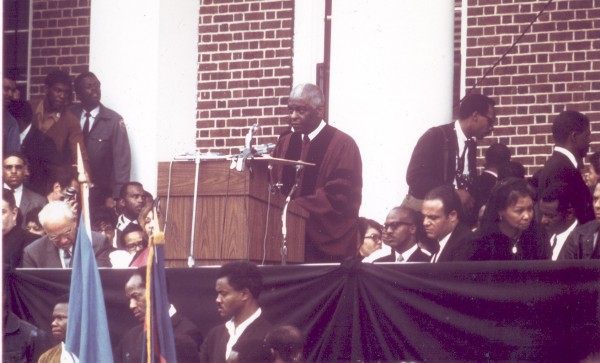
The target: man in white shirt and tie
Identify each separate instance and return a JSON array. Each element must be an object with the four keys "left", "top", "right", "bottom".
[
  {"left": 375, "top": 207, "right": 431, "bottom": 263},
  {"left": 538, "top": 183, "right": 578, "bottom": 260},
  {"left": 3, "top": 152, "right": 47, "bottom": 227},
  {"left": 22, "top": 201, "right": 111, "bottom": 268},
  {"left": 70, "top": 71, "right": 131, "bottom": 208},
  {"left": 422, "top": 186, "right": 471, "bottom": 263}
]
